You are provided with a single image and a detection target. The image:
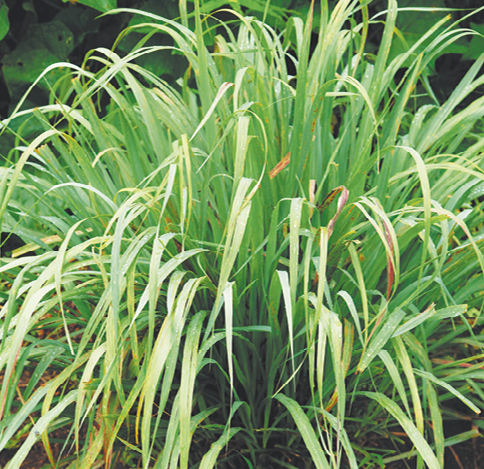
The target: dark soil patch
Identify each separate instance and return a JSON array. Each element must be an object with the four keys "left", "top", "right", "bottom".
[
  {"left": 385, "top": 433, "right": 484, "bottom": 469},
  {"left": 2, "top": 429, "right": 484, "bottom": 468}
]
